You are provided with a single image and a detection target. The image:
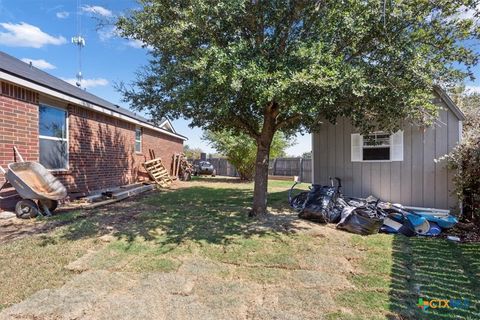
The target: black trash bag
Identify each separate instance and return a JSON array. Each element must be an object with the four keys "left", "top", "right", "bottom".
[
  {"left": 288, "top": 182, "right": 309, "bottom": 212},
  {"left": 327, "top": 197, "right": 347, "bottom": 224},
  {"left": 298, "top": 184, "right": 337, "bottom": 223},
  {"left": 337, "top": 207, "right": 384, "bottom": 235}
]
